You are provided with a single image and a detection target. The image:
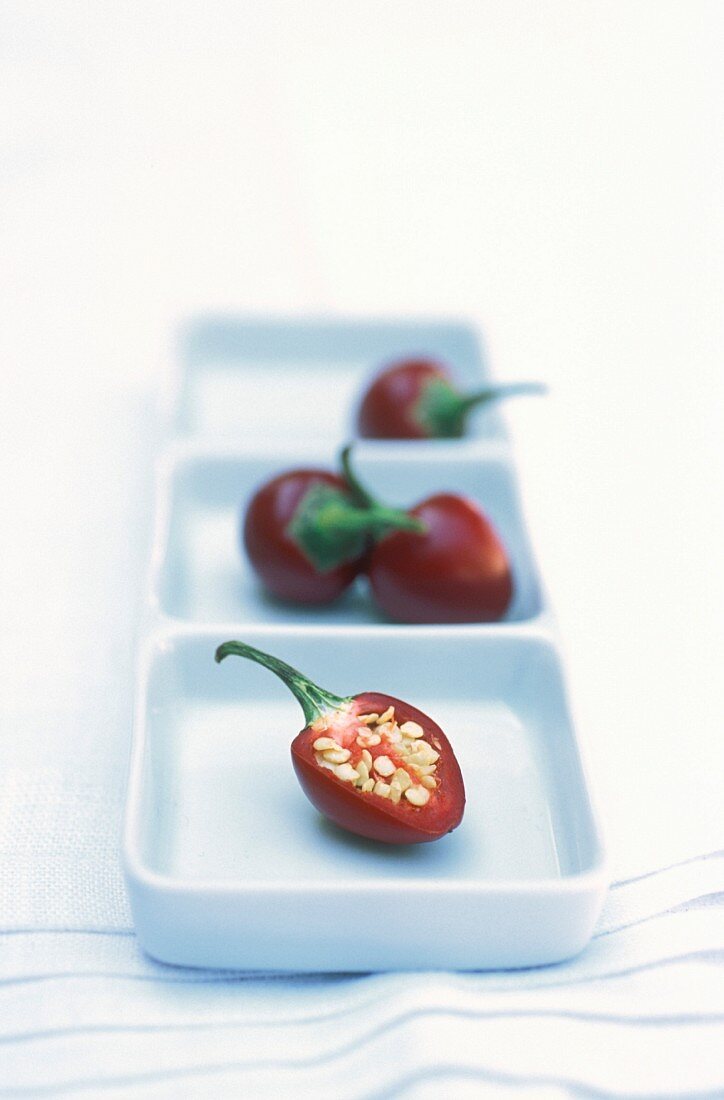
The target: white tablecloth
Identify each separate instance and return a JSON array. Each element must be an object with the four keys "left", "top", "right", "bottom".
[{"left": 2, "top": 4, "right": 723, "bottom": 1095}]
